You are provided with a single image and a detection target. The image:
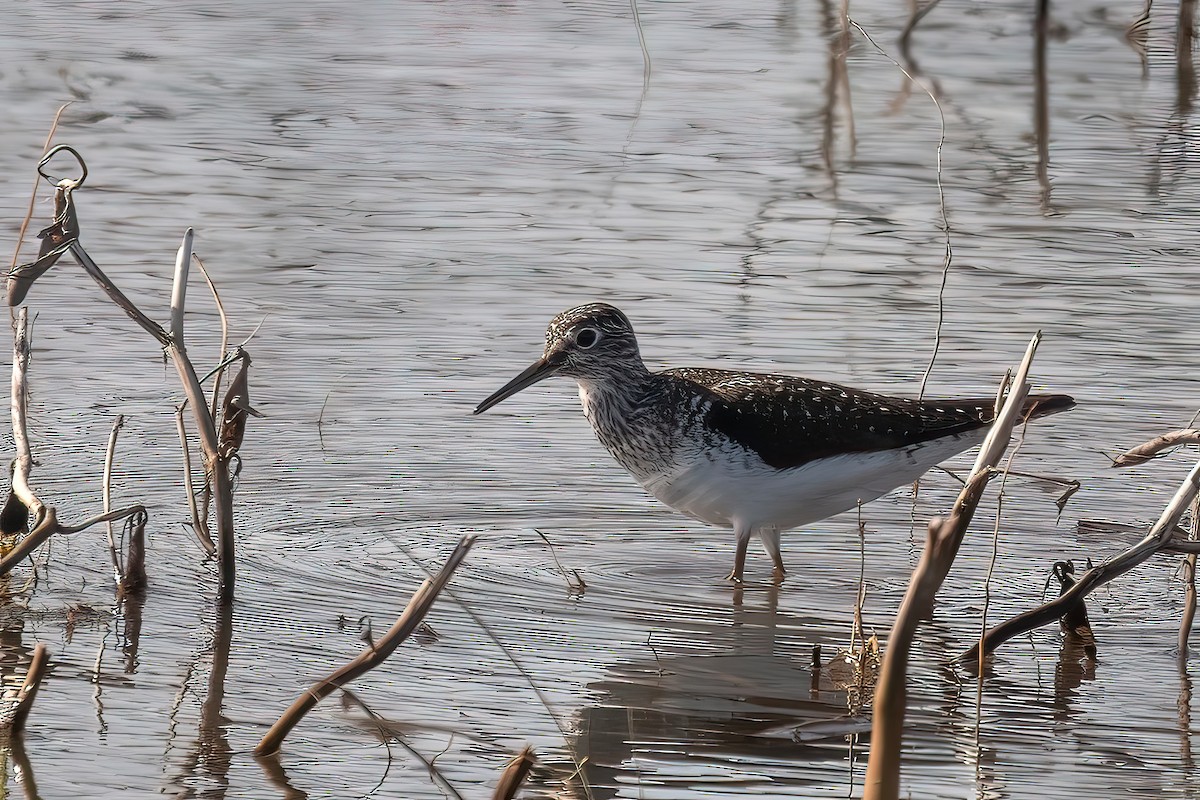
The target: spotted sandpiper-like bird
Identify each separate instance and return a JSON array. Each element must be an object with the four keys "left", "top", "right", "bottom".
[{"left": 474, "top": 303, "right": 1074, "bottom": 582}]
